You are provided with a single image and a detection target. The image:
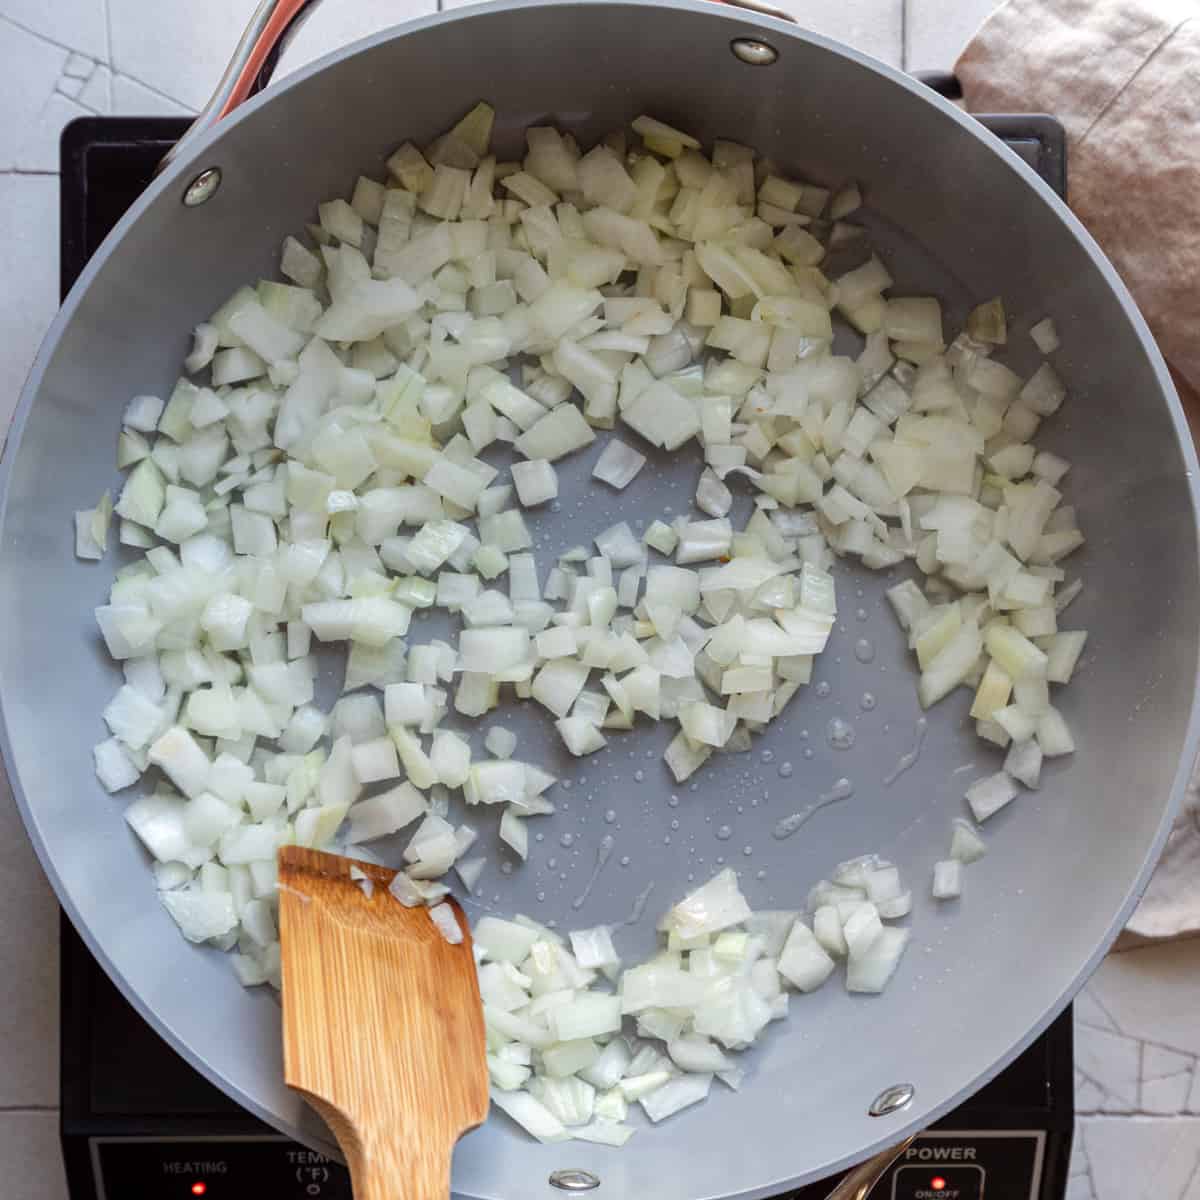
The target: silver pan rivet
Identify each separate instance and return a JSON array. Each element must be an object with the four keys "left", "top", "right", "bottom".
[
  {"left": 549, "top": 1168, "right": 601, "bottom": 1191},
  {"left": 731, "top": 38, "right": 779, "bottom": 66},
  {"left": 869, "top": 1083, "right": 915, "bottom": 1117},
  {"left": 183, "top": 167, "right": 222, "bottom": 207}
]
